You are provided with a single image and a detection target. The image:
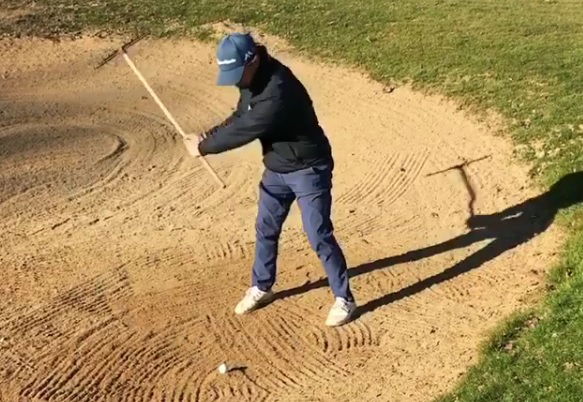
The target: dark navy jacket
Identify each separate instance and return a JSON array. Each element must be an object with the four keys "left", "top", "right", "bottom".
[{"left": 198, "top": 46, "right": 333, "bottom": 173}]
